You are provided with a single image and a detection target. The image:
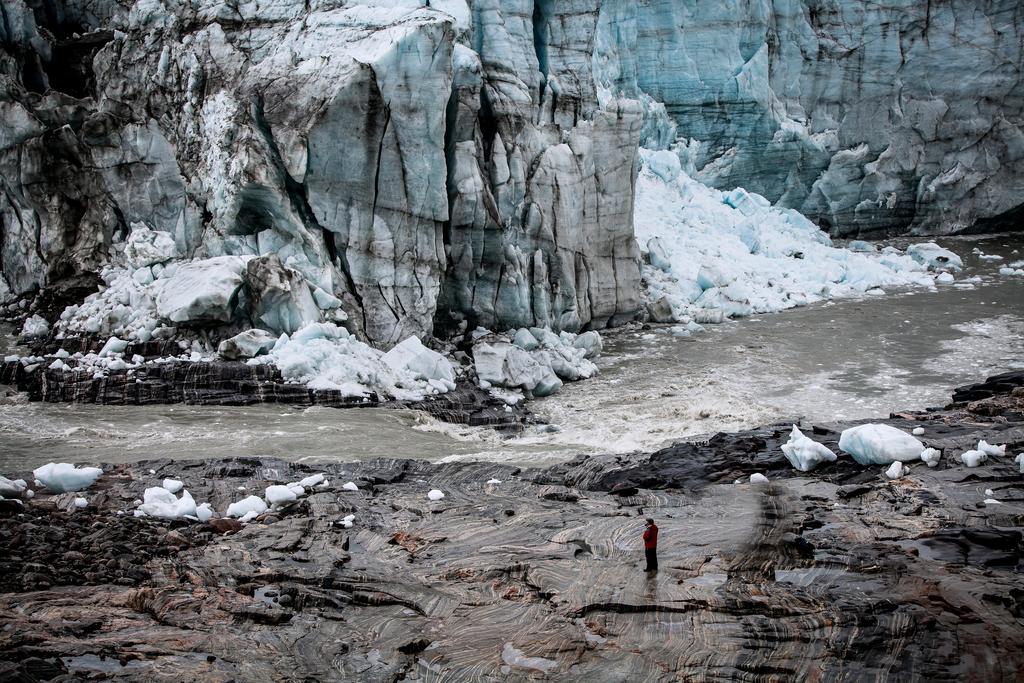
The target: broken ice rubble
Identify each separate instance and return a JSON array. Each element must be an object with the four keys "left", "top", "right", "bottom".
[
  {"left": 634, "top": 150, "right": 944, "bottom": 325},
  {"left": 473, "top": 328, "right": 602, "bottom": 398}
]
